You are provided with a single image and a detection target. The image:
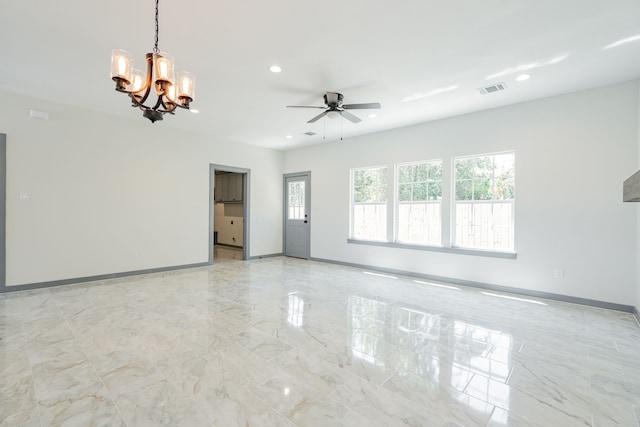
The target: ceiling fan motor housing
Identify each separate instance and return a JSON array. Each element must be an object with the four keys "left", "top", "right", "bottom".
[{"left": 324, "top": 92, "right": 343, "bottom": 108}]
